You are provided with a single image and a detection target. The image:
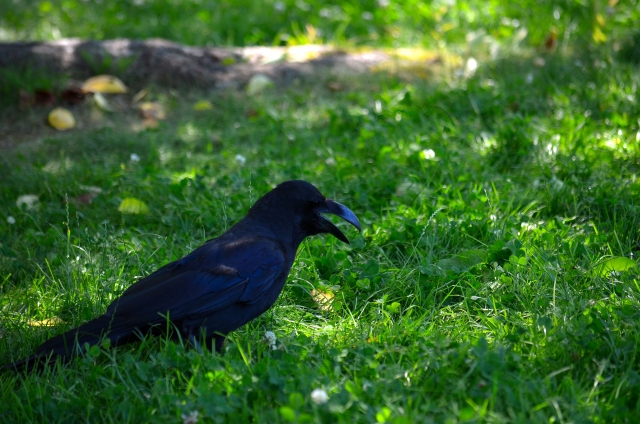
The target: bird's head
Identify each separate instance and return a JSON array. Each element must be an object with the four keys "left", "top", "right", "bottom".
[{"left": 248, "top": 180, "right": 361, "bottom": 244}]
